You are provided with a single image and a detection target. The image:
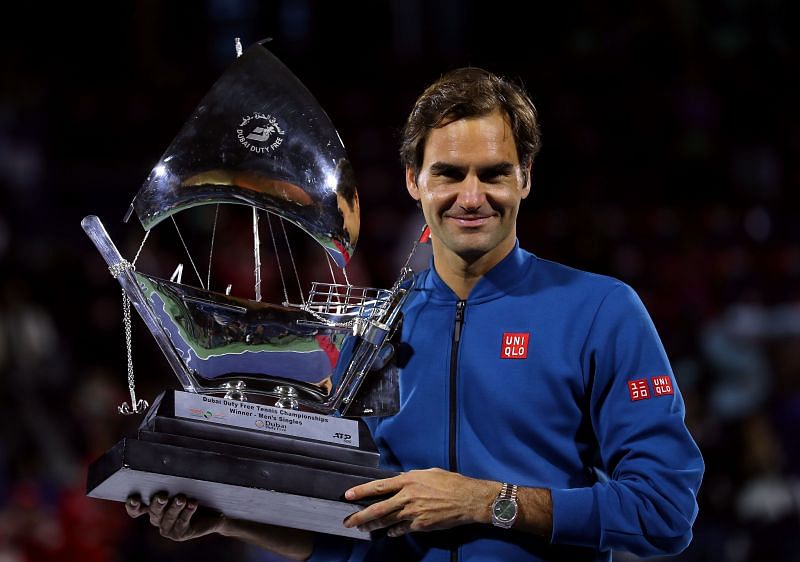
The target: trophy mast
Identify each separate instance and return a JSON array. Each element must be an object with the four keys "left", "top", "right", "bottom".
[{"left": 236, "top": 37, "right": 265, "bottom": 306}]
